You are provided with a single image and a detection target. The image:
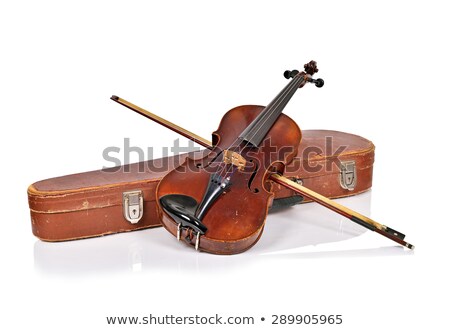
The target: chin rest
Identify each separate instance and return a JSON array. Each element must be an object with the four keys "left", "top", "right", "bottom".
[{"left": 159, "top": 194, "right": 207, "bottom": 234}]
